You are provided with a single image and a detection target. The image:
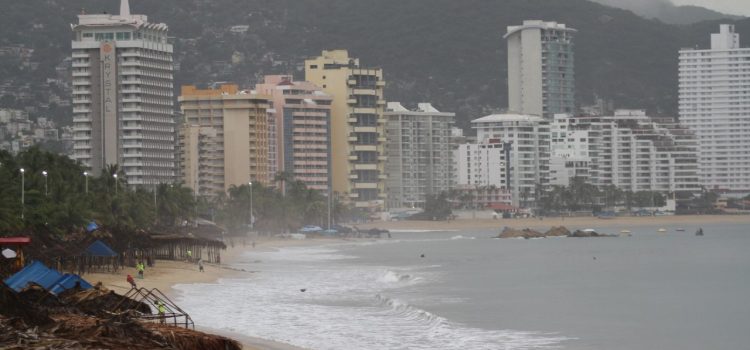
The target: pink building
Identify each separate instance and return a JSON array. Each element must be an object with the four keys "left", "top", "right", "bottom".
[{"left": 256, "top": 75, "right": 332, "bottom": 192}]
